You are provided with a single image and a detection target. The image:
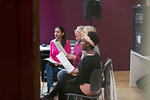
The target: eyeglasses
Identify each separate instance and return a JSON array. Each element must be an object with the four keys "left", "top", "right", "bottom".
[{"left": 74, "top": 30, "right": 81, "bottom": 34}]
